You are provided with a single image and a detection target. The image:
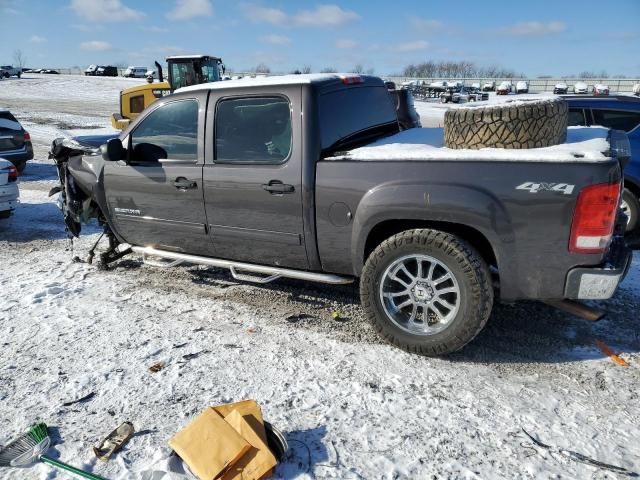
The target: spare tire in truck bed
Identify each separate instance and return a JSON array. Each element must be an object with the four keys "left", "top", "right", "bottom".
[{"left": 443, "top": 97, "right": 568, "bottom": 149}]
